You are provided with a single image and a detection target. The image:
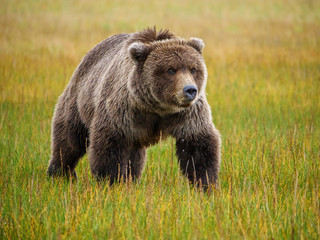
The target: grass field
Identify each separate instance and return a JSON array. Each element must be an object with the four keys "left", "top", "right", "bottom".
[{"left": 1, "top": 0, "right": 320, "bottom": 239}]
